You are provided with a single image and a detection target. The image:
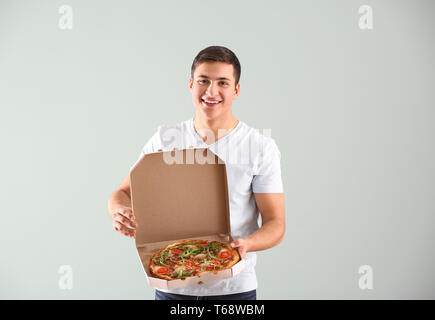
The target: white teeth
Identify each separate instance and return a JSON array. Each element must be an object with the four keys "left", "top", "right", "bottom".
[{"left": 203, "top": 100, "right": 220, "bottom": 104}]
